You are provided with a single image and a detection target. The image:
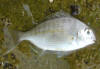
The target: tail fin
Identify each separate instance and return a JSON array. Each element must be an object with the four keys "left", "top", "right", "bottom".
[{"left": 1, "top": 24, "right": 21, "bottom": 57}]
